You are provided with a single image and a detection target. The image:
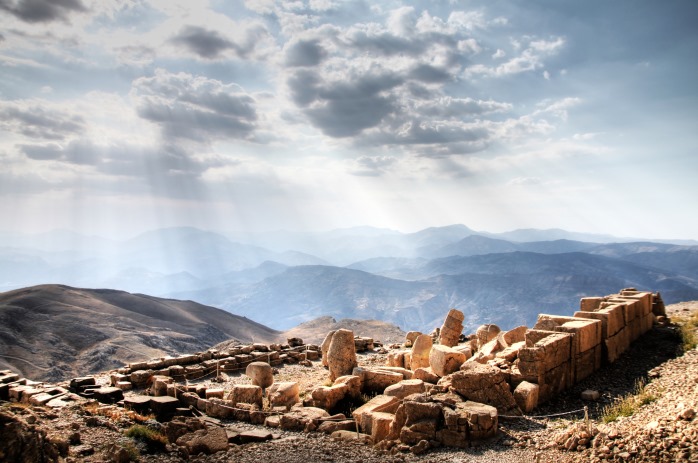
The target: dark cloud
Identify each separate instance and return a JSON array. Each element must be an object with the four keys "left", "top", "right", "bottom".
[
  {"left": 0, "top": 0, "right": 86, "bottom": 23},
  {"left": 408, "top": 64, "right": 452, "bottom": 83},
  {"left": 0, "top": 104, "right": 85, "bottom": 140},
  {"left": 284, "top": 39, "right": 327, "bottom": 67},
  {"left": 169, "top": 24, "right": 269, "bottom": 60},
  {"left": 346, "top": 29, "right": 426, "bottom": 56},
  {"left": 170, "top": 26, "right": 234, "bottom": 59},
  {"left": 132, "top": 70, "right": 258, "bottom": 142}
]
